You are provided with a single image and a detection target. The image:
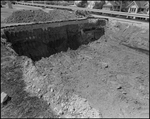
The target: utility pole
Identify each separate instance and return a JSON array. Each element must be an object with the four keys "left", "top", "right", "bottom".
[
  {"left": 7, "top": 1, "right": 13, "bottom": 9},
  {"left": 45, "top": 0, "right": 46, "bottom": 7},
  {"left": 120, "top": 1, "right": 122, "bottom": 12}
]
